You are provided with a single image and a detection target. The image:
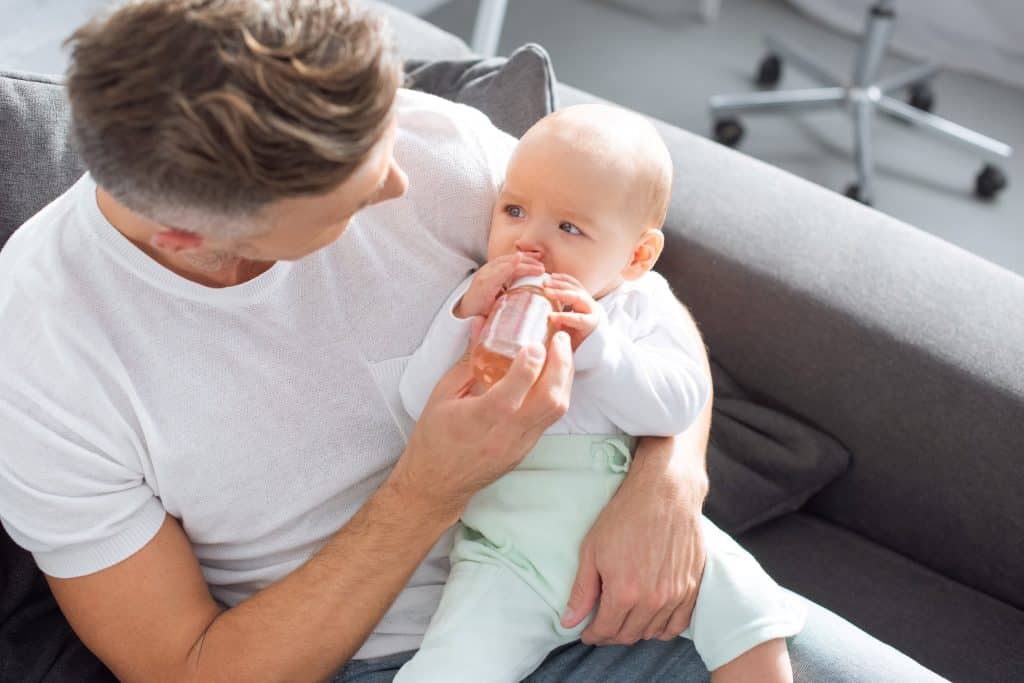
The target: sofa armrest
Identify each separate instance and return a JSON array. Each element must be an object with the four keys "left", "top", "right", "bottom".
[{"left": 638, "top": 102, "right": 1023, "bottom": 610}]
